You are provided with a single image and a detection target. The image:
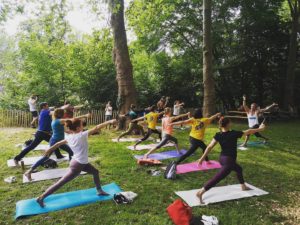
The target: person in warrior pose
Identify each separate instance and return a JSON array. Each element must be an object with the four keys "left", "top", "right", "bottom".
[
  {"left": 196, "top": 117, "right": 266, "bottom": 204},
  {"left": 143, "top": 107, "right": 190, "bottom": 159},
  {"left": 241, "top": 95, "right": 277, "bottom": 147},
  {"left": 34, "top": 118, "right": 117, "bottom": 207}
]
